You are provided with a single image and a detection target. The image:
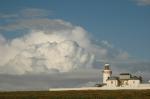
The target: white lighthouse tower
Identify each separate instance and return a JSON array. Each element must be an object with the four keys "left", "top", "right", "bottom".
[{"left": 102, "top": 64, "right": 112, "bottom": 84}]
